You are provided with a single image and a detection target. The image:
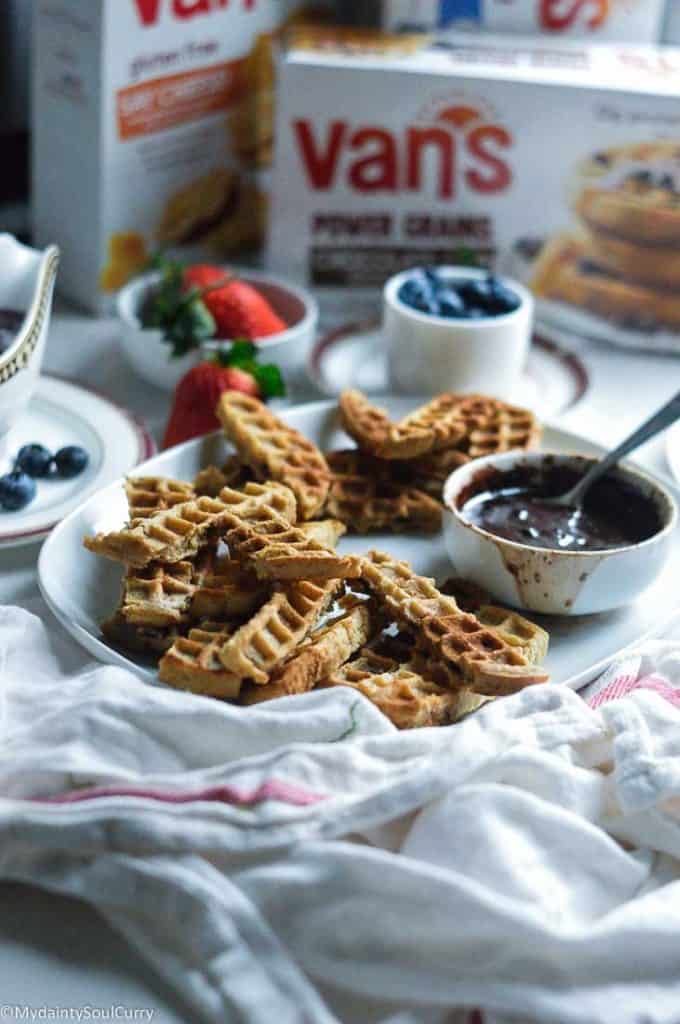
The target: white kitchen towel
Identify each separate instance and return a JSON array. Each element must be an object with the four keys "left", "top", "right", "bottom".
[{"left": 6, "top": 605, "right": 680, "bottom": 1024}]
